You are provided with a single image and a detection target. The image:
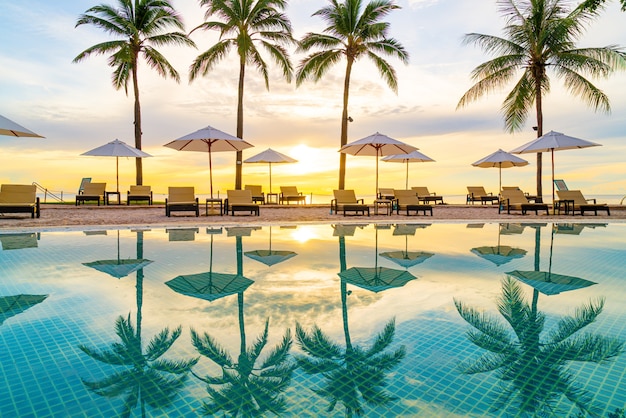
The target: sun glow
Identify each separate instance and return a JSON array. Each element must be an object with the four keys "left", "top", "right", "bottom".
[{"left": 290, "top": 225, "right": 319, "bottom": 244}]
